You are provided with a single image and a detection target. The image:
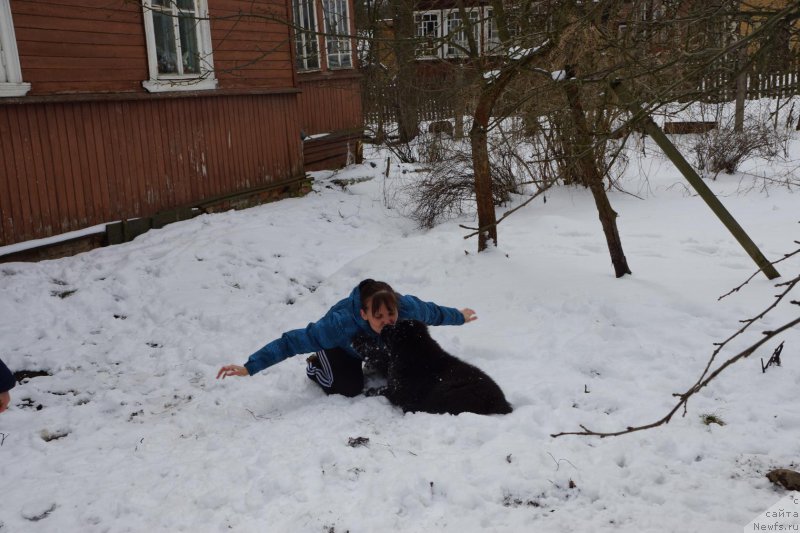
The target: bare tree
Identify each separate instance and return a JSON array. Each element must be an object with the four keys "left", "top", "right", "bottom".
[
  {"left": 389, "top": 0, "right": 421, "bottom": 143},
  {"left": 192, "top": 0, "right": 799, "bottom": 273}
]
